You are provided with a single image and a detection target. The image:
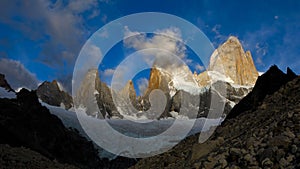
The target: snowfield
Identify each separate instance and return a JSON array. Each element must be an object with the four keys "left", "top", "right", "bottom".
[{"left": 41, "top": 102, "right": 223, "bottom": 158}]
